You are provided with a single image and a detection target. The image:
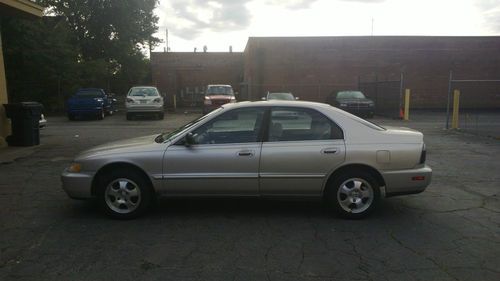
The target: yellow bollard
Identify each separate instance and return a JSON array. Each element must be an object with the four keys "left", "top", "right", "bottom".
[
  {"left": 404, "top": 89, "right": 410, "bottom": 121},
  {"left": 451, "top": 90, "right": 460, "bottom": 129}
]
